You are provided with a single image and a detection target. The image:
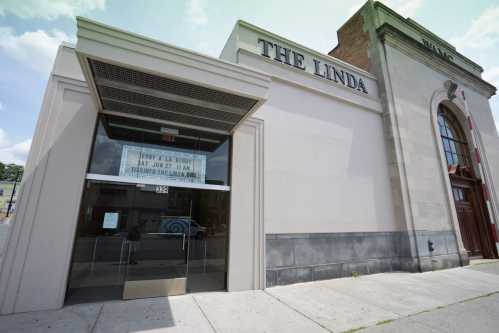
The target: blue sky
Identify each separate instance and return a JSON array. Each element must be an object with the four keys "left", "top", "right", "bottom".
[{"left": 0, "top": 0, "right": 498, "bottom": 165}]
